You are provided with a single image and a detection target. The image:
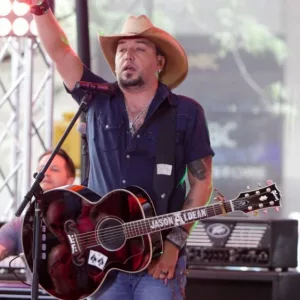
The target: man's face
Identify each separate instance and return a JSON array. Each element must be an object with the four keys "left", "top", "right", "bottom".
[
  {"left": 37, "top": 154, "right": 74, "bottom": 191},
  {"left": 115, "top": 38, "right": 162, "bottom": 89}
]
